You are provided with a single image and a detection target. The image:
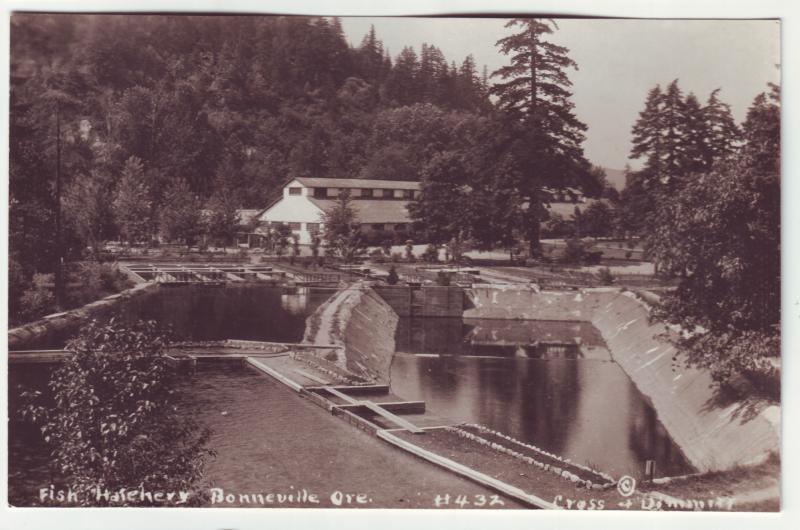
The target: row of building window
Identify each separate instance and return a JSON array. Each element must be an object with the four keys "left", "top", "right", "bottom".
[
  {"left": 266, "top": 221, "right": 406, "bottom": 232},
  {"left": 288, "top": 187, "right": 418, "bottom": 199}
]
